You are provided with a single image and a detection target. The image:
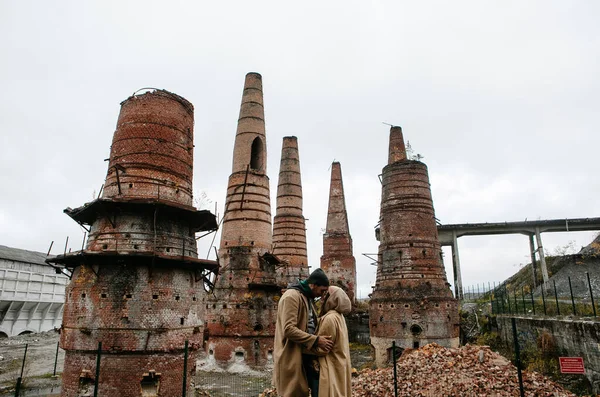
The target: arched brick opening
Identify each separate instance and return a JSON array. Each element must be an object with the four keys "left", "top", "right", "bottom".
[{"left": 250, "top": 137, "right": 264, "bottom": 171}]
